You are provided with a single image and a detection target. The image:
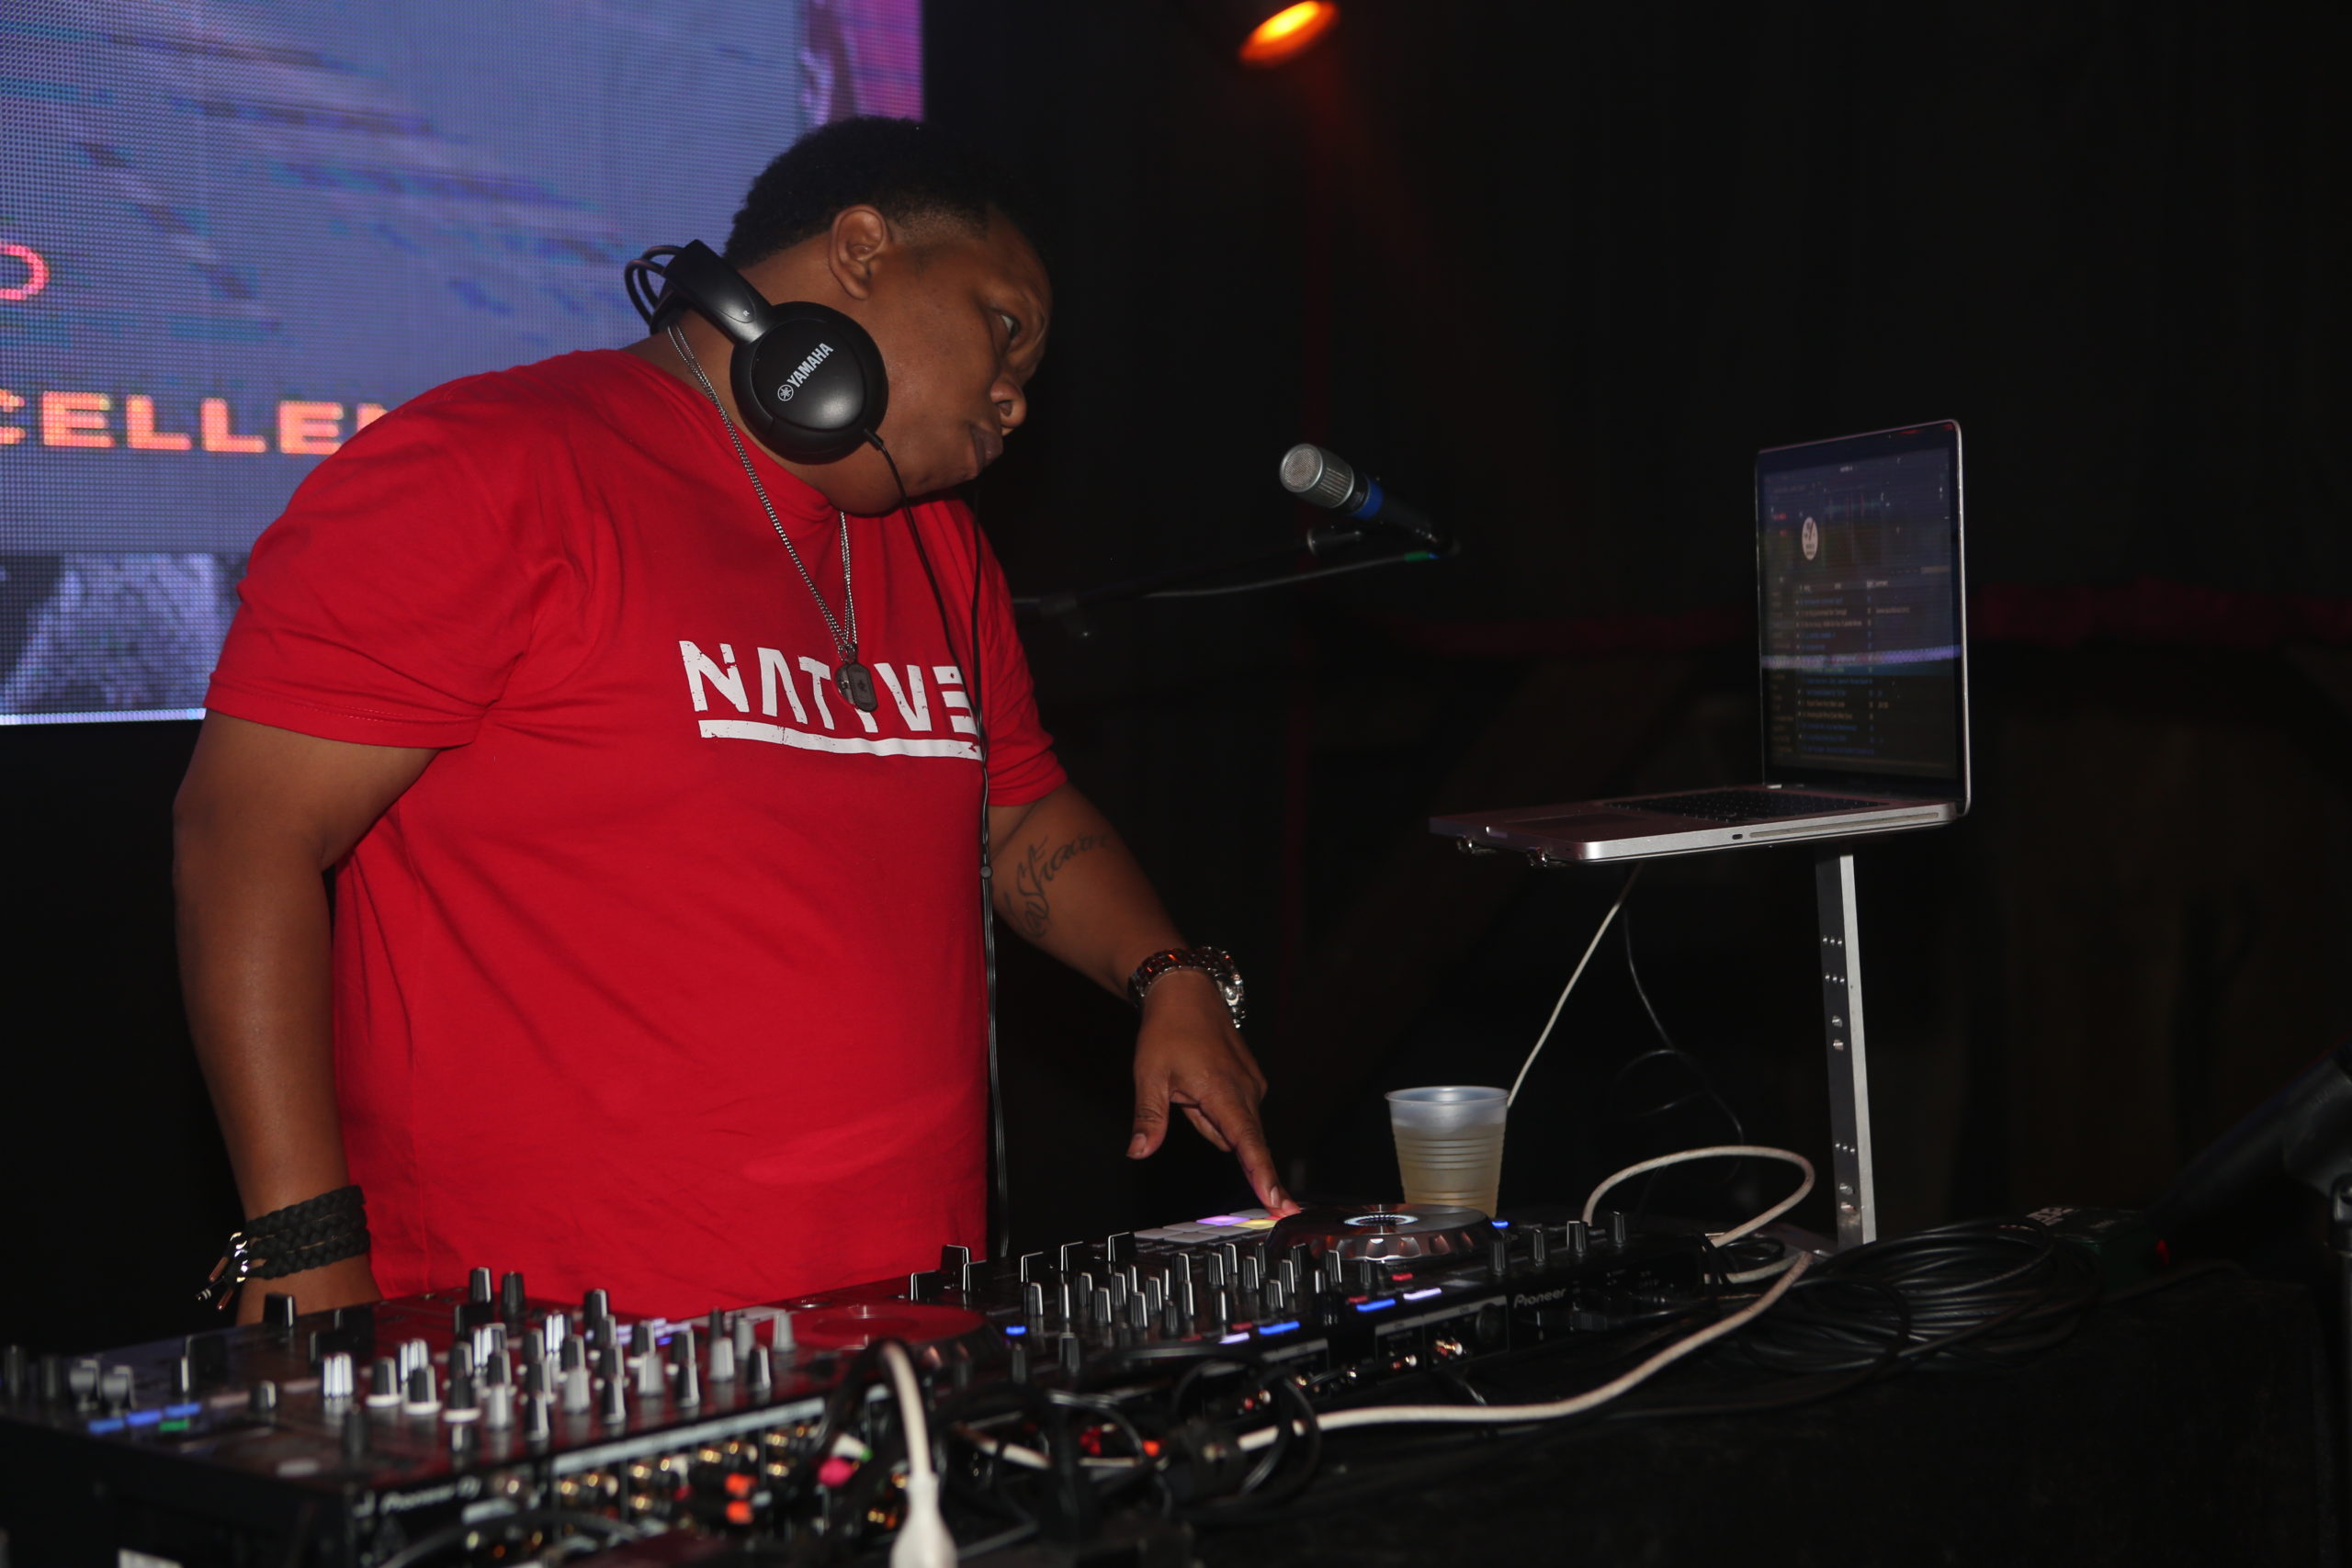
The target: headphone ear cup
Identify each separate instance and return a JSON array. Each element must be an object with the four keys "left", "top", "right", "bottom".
[{"left": 732, "top": 303, "right": 891, "bottom": 464}]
